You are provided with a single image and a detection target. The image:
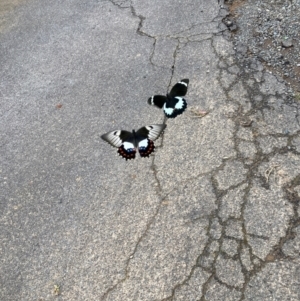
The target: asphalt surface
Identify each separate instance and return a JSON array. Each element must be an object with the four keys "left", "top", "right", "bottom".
[{"left": 1, "top": 0, "right": 300, "bottom": 300}]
